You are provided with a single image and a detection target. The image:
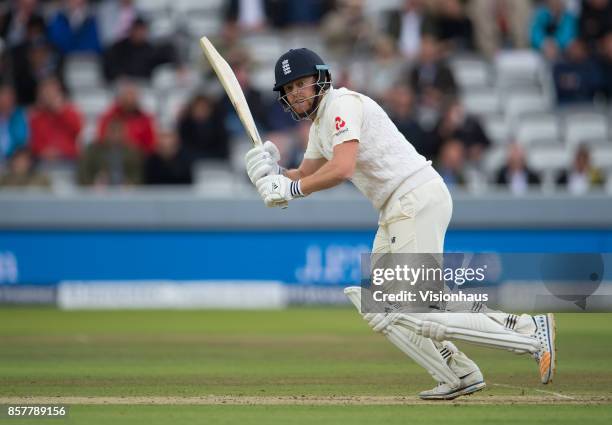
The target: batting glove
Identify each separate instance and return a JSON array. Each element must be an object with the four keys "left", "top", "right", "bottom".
[
  {"left": 256, "top": 174, "right": 305, "bottom": 207},
  {"left": 245, "top": 141, "right": 283, "bottom": 184}
]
